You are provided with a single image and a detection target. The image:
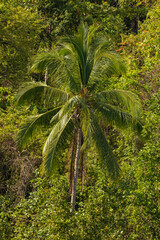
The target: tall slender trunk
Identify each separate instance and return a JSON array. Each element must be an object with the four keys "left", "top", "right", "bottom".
[
  {"left": 69, "top": 128, "right": 76, "bottom": 195},
  {"left": 44, "top": 67, "right": 48, "bottom": 85},
  {"left": 70, "top": 127, "right": 82, "bottom": 212},
  {"left": 44, "top": 67, "right": 48, "bottom": 107}
]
